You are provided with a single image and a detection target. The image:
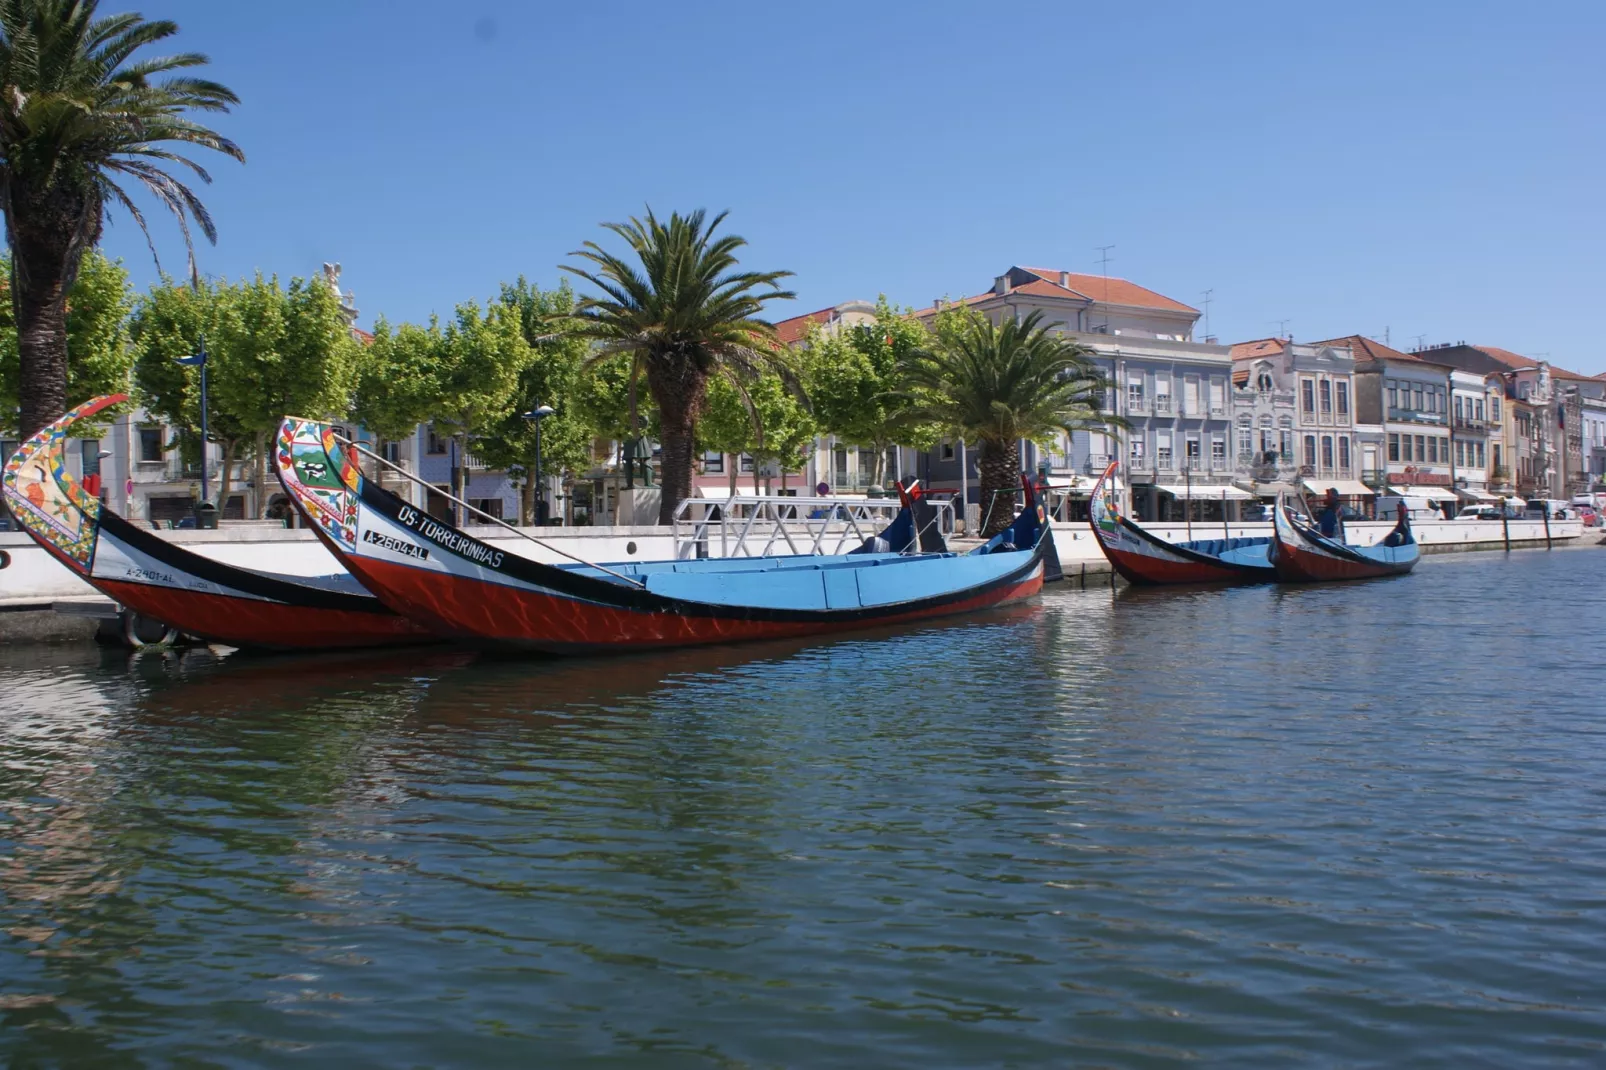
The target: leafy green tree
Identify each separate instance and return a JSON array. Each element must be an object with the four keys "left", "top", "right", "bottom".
[
  {"left": 801, "top": 296, "right": 936, "bottom": 485},
  {"left": 472, "top": 278, "right": 595, "bottom": 524},
  {"left": 421, "top": 299, "right": 530, "bottom": 514},
  {"left": 0, "top": 0, "right": 243, "bottom": 436},
  {"left": 130, "top": 274, "right": 360, "bottom": 512},
  {"left": 562, "top": 207, "right": 796, "bottom": 524},
  {"left": 699, "top": 373, "right": 817, "bottom": 494},
  {"left": 0, "top": 249, "right": 133, "bottom": 435},
  {"left": 351, "top": 318, "right": 443, "bottom": 444},
  {"left": 901, "top": 307, "right": 1113, "bottom": 536}
]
